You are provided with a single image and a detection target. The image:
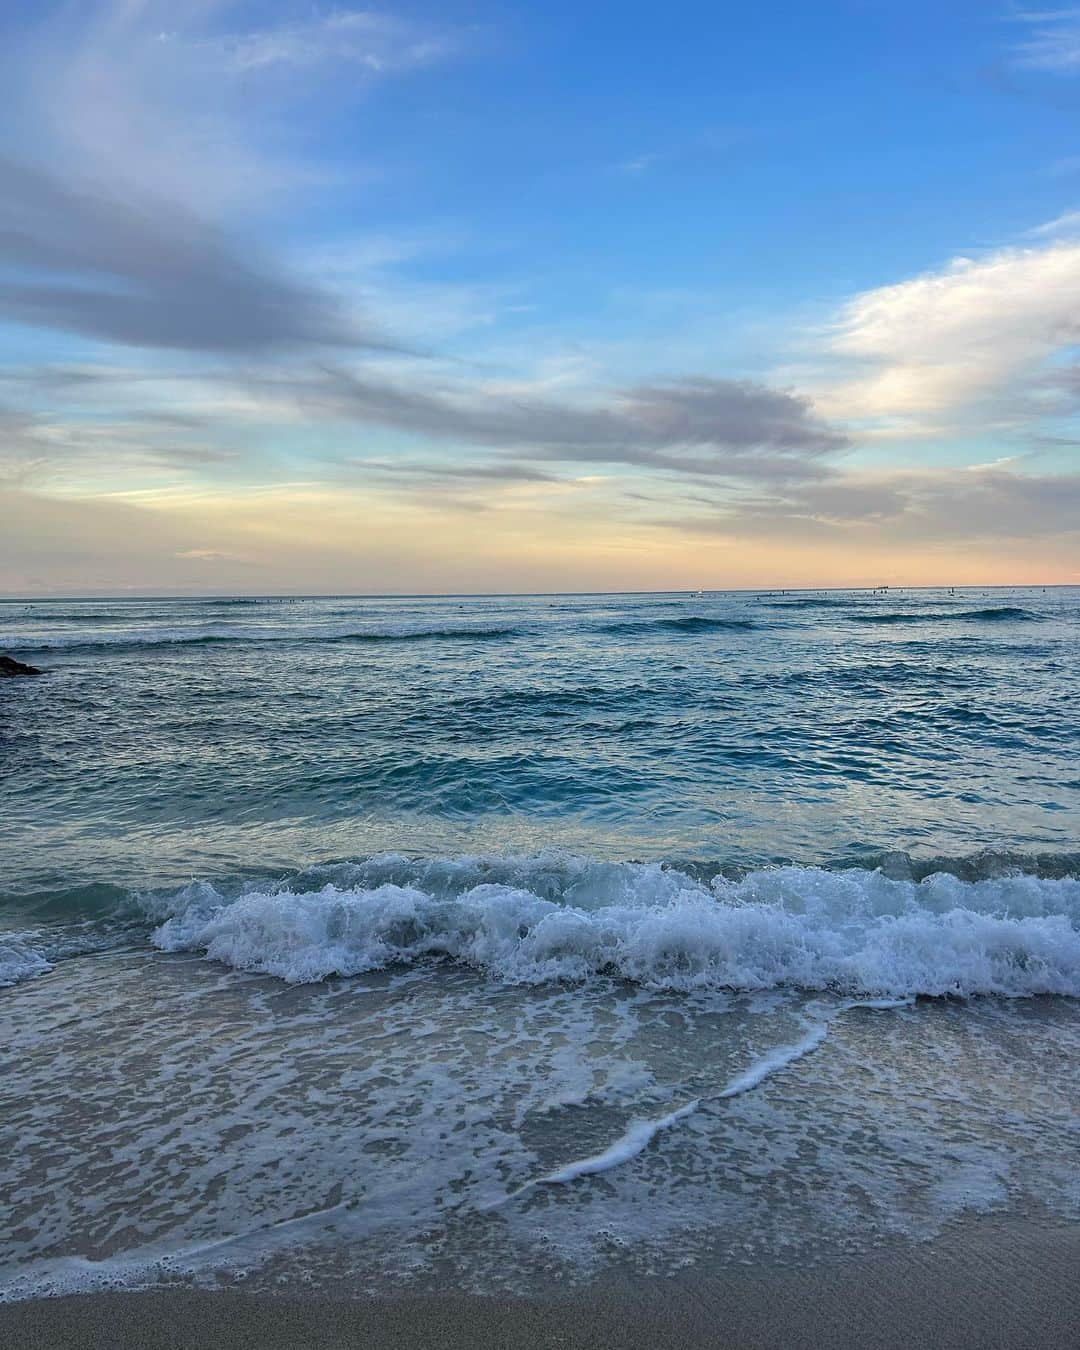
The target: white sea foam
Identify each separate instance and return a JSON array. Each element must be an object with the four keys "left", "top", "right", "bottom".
[
  {"left": 148, "top": 859, "right": 1080, "bottom": 999},
  {"left": 530, "top": 1100, "right": 701, "bottom": 1187},
  {"left": 3, "top": 916, "right": 1079, "bottom": 1306},
  {"left": 0, "top": 936, "right": 52, "bottom": 987},
  {"left": 715, "top": 1023, "right": 829, "bottom": 1098},
  {"left": 512, "top": 1022, "right": 831, "bottom": 1193}
]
